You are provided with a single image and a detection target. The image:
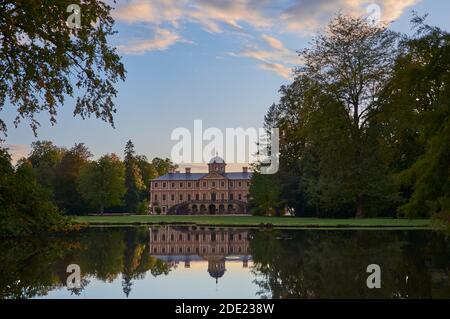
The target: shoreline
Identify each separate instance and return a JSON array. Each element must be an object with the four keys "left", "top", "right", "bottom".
[{"left": 73, "top": 215, "right": 432, "bottom": 229}]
